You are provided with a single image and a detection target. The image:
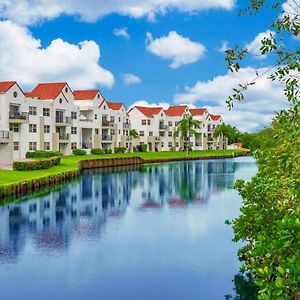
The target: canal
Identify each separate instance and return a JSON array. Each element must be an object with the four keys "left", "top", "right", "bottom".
[{"left": 0, "top": 157, "right": 257, "bottom": 300}]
